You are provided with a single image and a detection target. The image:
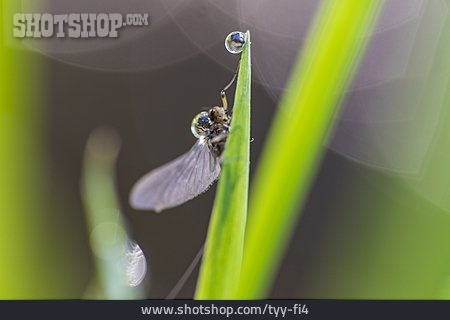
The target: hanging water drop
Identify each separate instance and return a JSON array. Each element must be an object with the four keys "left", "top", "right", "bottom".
[{"left": 225, "top": 31, "right": 246, "bottom": 54}]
